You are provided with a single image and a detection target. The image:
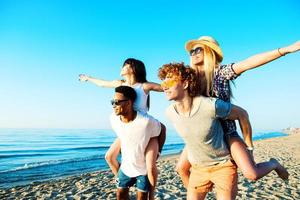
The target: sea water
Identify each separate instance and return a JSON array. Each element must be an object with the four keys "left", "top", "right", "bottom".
[{"left": 0, "top": 128, "right": 287, "bottom": 188}]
